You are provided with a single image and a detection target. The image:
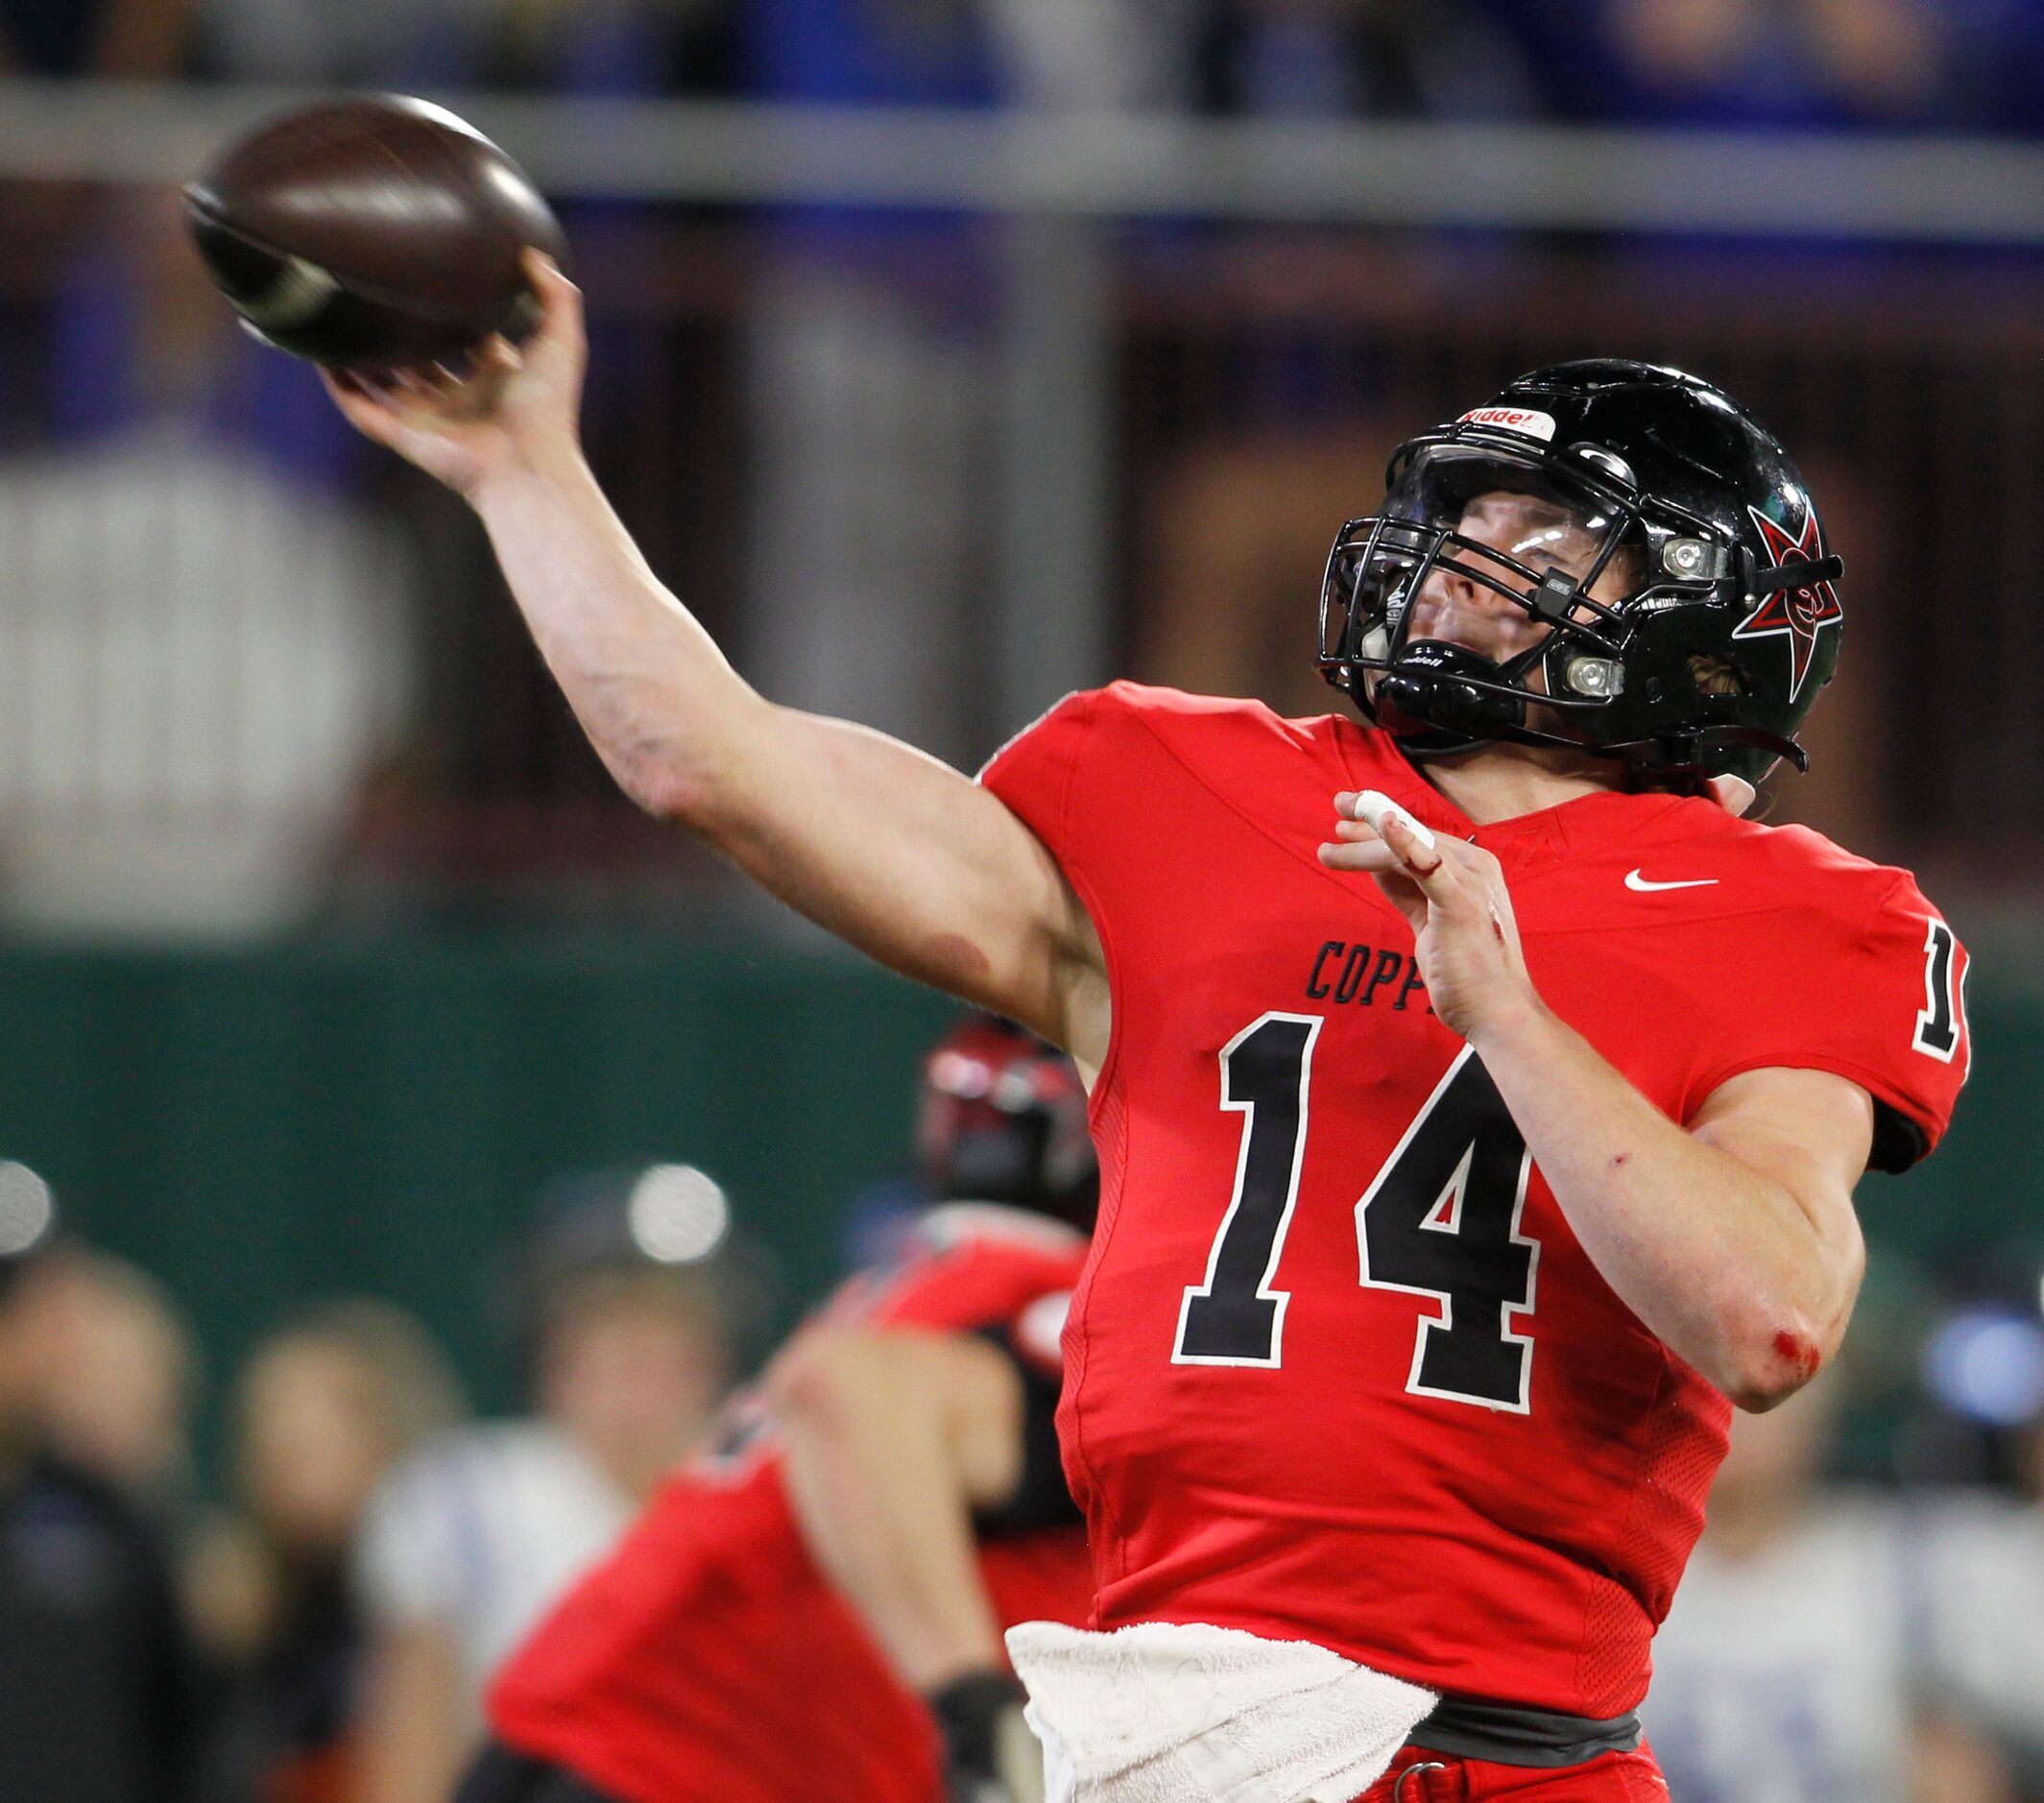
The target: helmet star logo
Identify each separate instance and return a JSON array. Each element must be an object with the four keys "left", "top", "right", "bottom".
[{"left": 1734, "top": 507, "right": 1842, "bottom": 703}]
